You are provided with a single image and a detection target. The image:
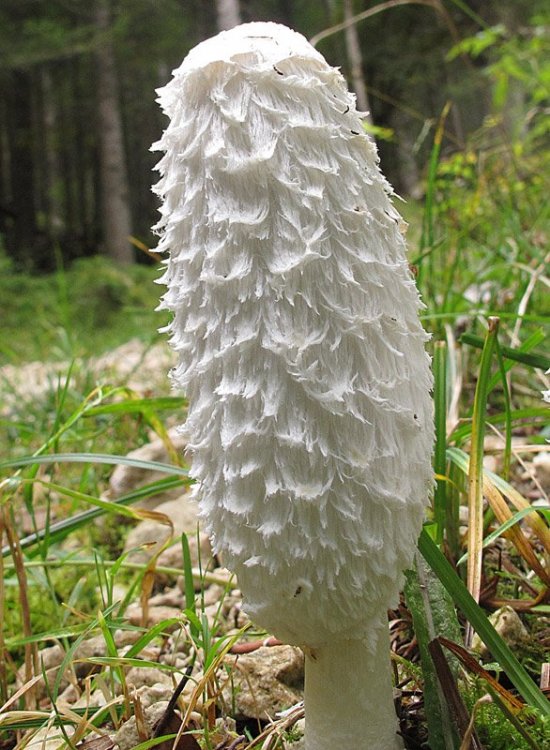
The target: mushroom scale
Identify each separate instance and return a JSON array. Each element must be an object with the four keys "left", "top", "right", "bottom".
[{"left": 153, "top": 22, "right": 434, "bottom": 651}]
